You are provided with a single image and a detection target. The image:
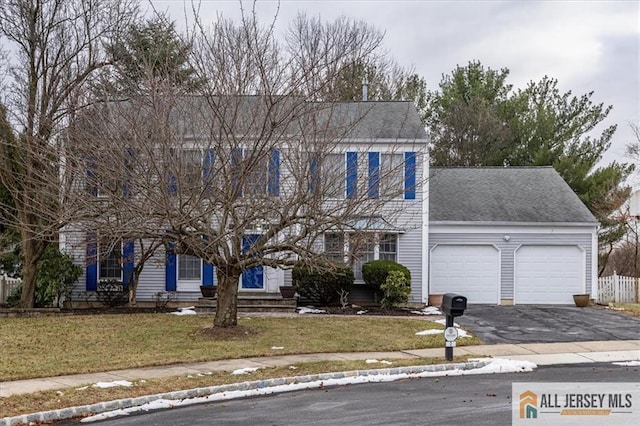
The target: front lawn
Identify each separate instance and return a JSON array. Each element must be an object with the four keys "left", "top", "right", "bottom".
[{"left": 0, "top": 313, "right": 478, "bottom": 381}]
